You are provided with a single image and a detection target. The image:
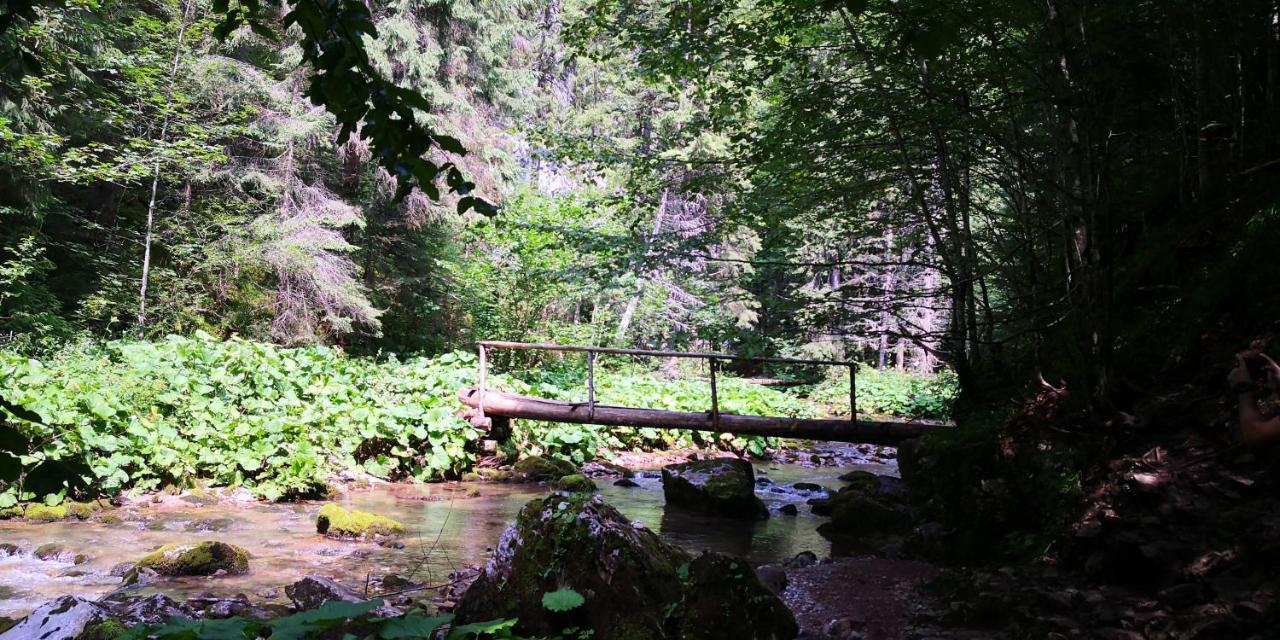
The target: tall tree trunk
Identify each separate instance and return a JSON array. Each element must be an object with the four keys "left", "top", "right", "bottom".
[
  {"left": 137, "top": 0, "right": 193, "bottom": 330},
  {"left": 616, "top": 188, "right": 669, "bottom": 342}
]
